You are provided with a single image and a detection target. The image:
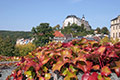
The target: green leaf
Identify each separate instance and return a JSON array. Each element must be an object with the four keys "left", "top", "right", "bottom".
[
  {"left": 24, "top": 71, "right": 32, "bottom": 76},
  {"left": 101, "top": 66, "right": 111, "bottom": 76},
  {"left": 62, "top": 68, "right": 69, "bottom": 76},
  {"left": 45, "top": 73, "right": 51, "bottom": 80},
  {"left": 103, "top": 76, "right": 111, "bottom": 80},
  {"left": 42, "top": 66, "right": 48, "bottom": 72},
  {"left": 69, "top": 65, "right": 77, "bottom": 73},
  {"left": 64, "top": 70, "right": 77, "bottom": 80},
  {"left": 71, "top": 46, "right": 80, "bottom": 53},
  {"left": 97, "top": 74, "right": 104, "bottom": 80},
  {"left": 61, "top": 49, "right": 72, "bottom": 58}
]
